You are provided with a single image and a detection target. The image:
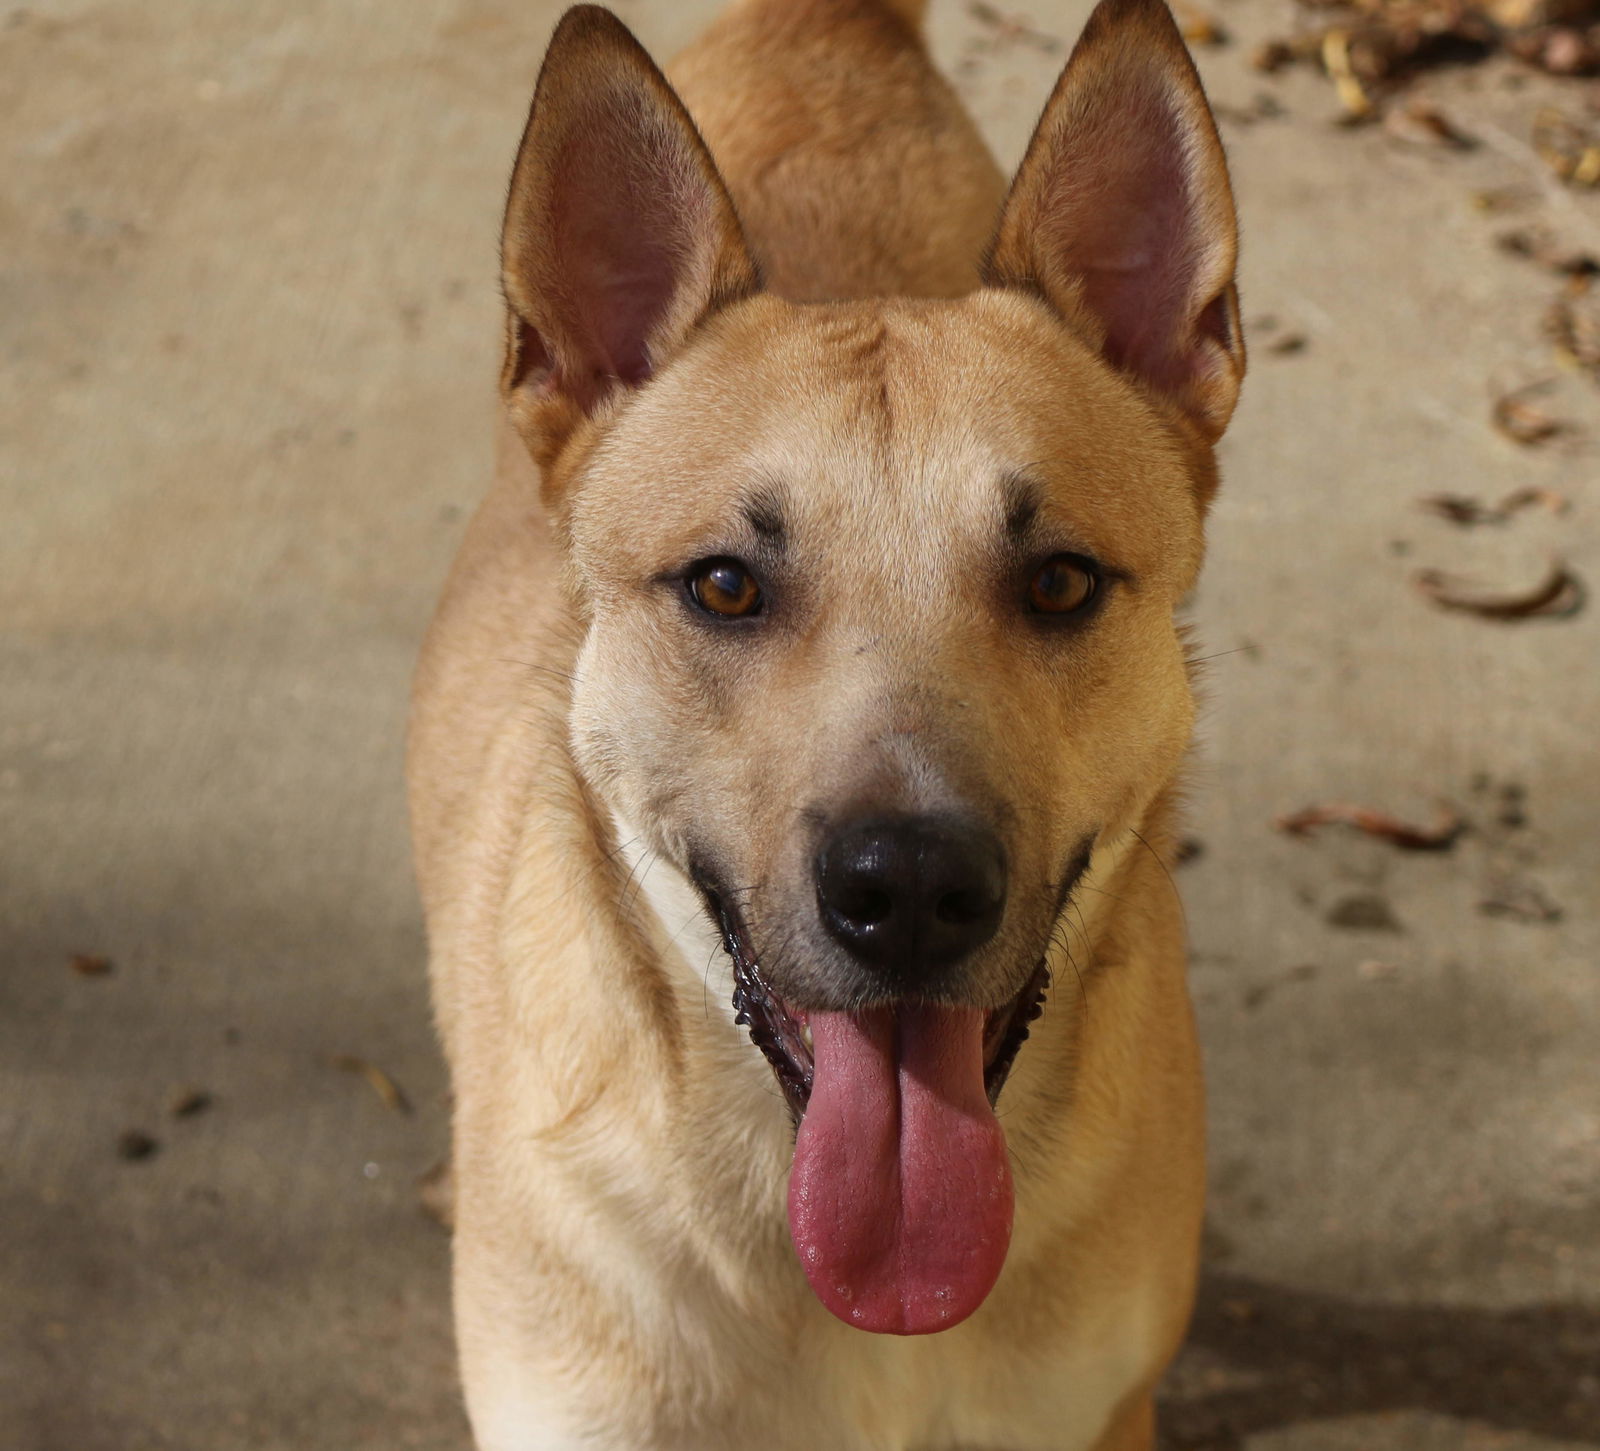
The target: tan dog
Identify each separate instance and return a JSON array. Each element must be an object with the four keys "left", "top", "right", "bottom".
[{"left": 407, "top": 0, "right": 1243, "bottom": 1445}]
